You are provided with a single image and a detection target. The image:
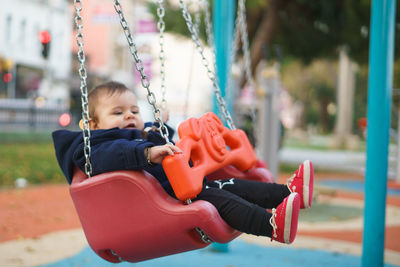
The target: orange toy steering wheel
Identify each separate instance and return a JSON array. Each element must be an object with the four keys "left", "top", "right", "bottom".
[{"left": 162, "top": 112, "right": 257, "bottom": 201}]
